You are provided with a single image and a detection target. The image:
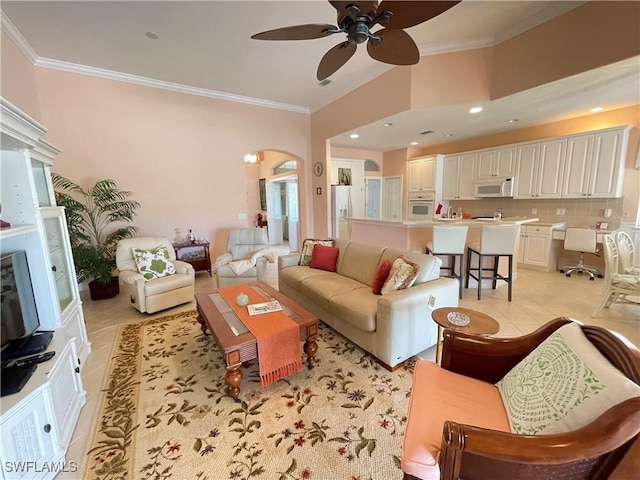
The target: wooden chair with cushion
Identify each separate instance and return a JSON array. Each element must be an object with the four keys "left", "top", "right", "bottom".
[{"left": 401, "top": 317, "right": 640, "bottom": 480}]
